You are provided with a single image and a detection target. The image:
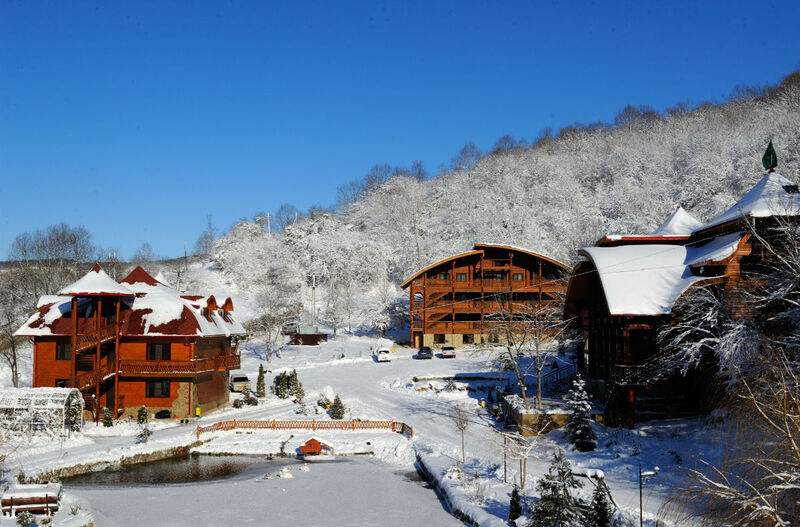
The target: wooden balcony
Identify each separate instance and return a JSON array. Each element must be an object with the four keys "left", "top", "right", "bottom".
[
  {"left": 118, "top": 354, "right": 241, "bottom": 377},
  {"left": 75, "top": 325, "right": 118, "bottom": 354}
]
